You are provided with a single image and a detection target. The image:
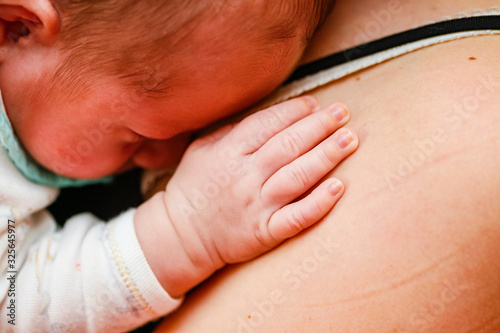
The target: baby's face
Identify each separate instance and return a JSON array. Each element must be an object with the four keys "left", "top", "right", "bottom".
[{"left": 0, "top": 3, "right": 312, "bottom": 179}]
